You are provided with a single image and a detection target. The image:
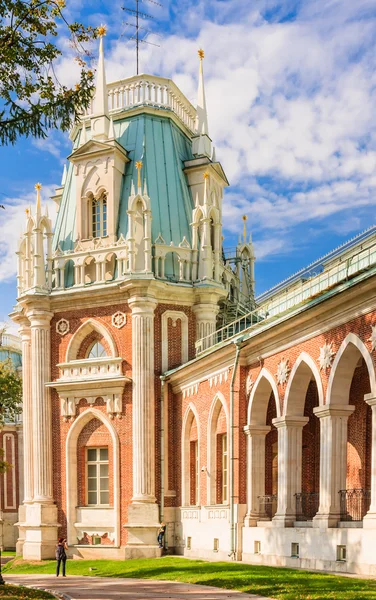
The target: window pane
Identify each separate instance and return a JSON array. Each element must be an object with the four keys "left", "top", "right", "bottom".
[
  {"left": 100, "top": 448, "right": 108, "bottom": 461},
  {"left": 88, "top": 478, "right": 97, "bottom": 491},
  {"left": 88, "top": 491, "right": 97, "bottom": 505},
  {"left": 88, "top": 342, "right": 107, "bottom": 359},
  {"left": 87, "top": 449, "right": 97, "bottom": 462},
  {"left": 100, "top": 491, "right": 109, "bottom": 505},
  {"left": 100, "top": 463, "right": 108, "bottom": 477}
]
